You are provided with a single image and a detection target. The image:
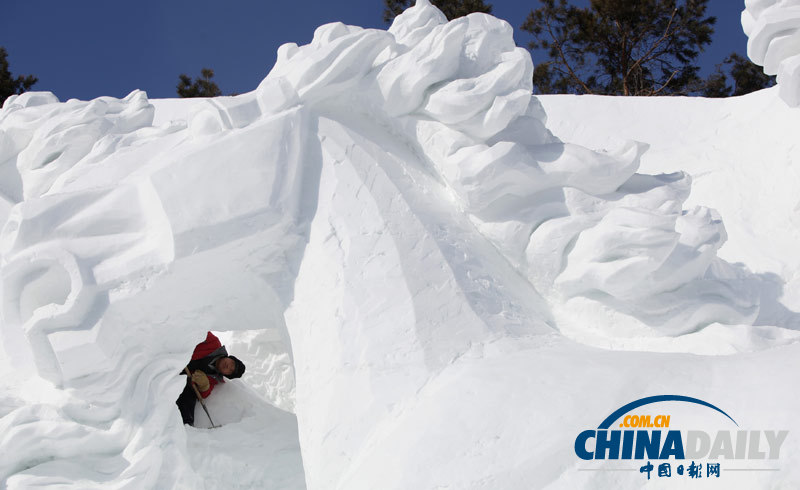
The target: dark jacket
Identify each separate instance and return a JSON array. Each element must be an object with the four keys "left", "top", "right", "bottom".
[{"left": 185, "top": 331, "right": 227, "bottom": 398}]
